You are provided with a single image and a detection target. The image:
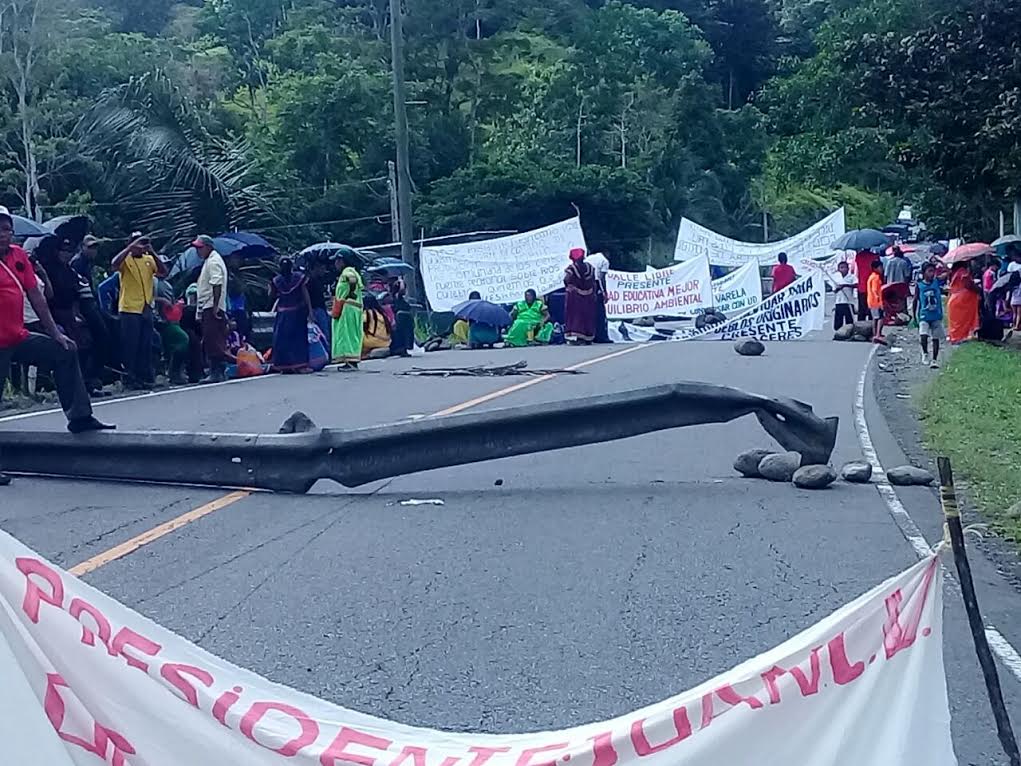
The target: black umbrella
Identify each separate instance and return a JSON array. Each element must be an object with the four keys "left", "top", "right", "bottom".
[
  {"left": 44, "top": 215, "right": 91, "bottom": 244},
  {"left": 832, "top": 229, "right": 891, "bottom": 251}
]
